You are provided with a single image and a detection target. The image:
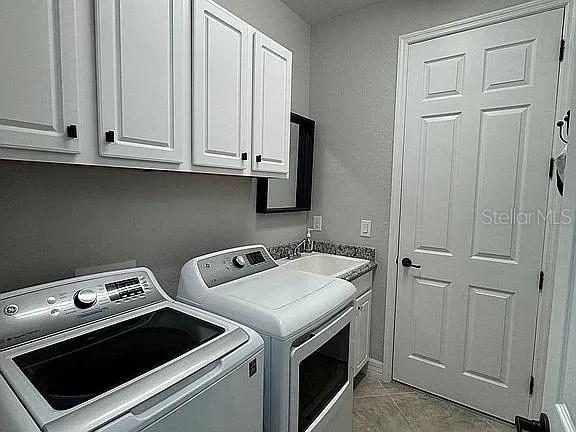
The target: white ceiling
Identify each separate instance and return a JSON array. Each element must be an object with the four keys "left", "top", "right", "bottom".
[{"left": 280, "top": 0, "right": 383, "bottom": 24}]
